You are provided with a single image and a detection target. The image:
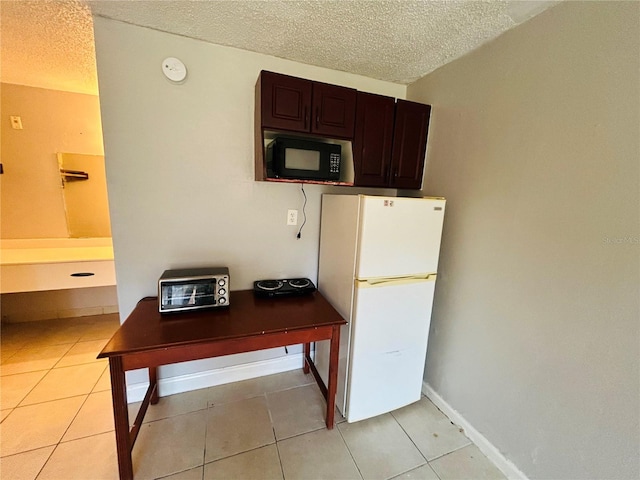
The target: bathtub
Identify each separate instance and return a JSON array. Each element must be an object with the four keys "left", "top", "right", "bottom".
[{"left": 0, "top": 238, "right": 116, "bottom": 294}]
